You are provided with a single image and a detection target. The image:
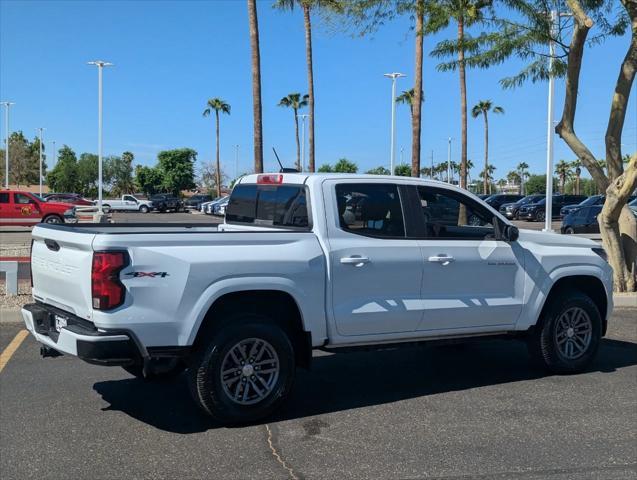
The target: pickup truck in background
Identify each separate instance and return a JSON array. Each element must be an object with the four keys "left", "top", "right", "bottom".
[
  {"left": 22, "top": 173, "right": 613, "bottom": 424},
  {"left": 0, "top": 190, "right": 75, "bottom": 225},
  {"left": 149, "top": 193, "right": 183, "bottom": 213},
  {"left": 100, "top": 194, "right": 154, "bottom": 213}
]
